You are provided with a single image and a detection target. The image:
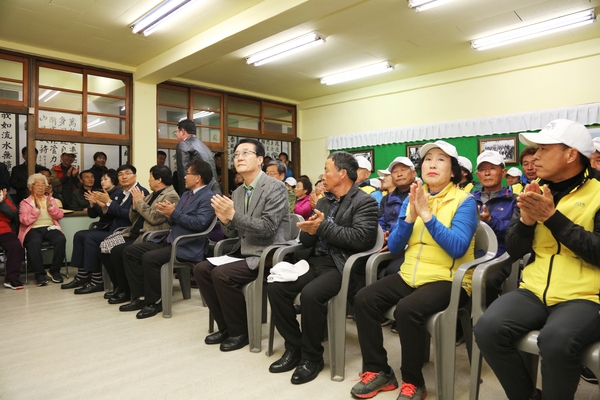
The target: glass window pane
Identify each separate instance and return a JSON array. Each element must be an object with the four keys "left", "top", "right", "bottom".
[
  {"left": 87, "top": 116, "right": 125, "bottom": 135},
  {"left": 158, "top": 122, "right": 178, "bottom": 139},
  {"left": 264, "top": 120, "right": 293, "bottom": 134},
  {"left": 39, "top": 90, "right": 82, "bottom": 111},
  {"left": 193, "top": 110, "right": 220, "bottom": 127},
  {"left": 158, "top": 87, "right": 188, "bottom": 107},
  {"left": 159, "top": 105, "right": 187, "bottom": 123},
  {"left": 228, "top": 99, "right": 259, "bottom": 116},
  {"left": 227, "top": 115, "right": 259, "bottom": 131},
  {"left": 197, "top": 127, "right": 220, "bottom": 143},
  {"left": 0, "top": 80, "right": 23, "bottom": 101},
  {"left": 38, "top": 110, "right": 82, "bottom": 131},
  {"left": 87, "top": 75, "right": 126, "bottom": 96},
  {"left": 193, "top": 93, "right": 220, "bottom": 111},
  {"left": 0, "top": 59, "right": 23, "bottom": 80},
  {"left": 264, "top": 106, "right": 292, "bottom": 121},
  {"left": 39, "top": 67, "right": 82, "bottom": 91},
  {"left": 88, "top": 95, "right": 125, "bottom": 116}
]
